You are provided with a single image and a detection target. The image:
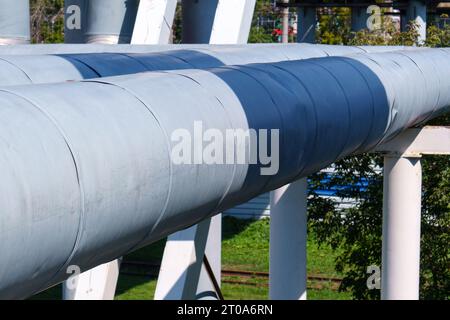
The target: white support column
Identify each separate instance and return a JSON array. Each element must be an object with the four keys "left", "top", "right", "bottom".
[
  {"left": 154, "top": 219, "right": 211, "bottom": 300},
  {"left": 63, "top": 259, "right": 121, "bottom": 300},
  {"left": 210, "top": 0, "right": 256, "bottom": 44},
  {"left": 281, "top": 0, "right": 290, "bottom": 44},
  {"left": 375, "top": 126, "right": 450, "bottom": 300},
  {"left": 381, "top": 155, "right": 422, "bottom": 300},
  {"left": 297, "top": 6, "right": 317, "bottom": 43},
  {"left": 131, "top": 0, "right": 177, "bottom": 44},
  {"left": 269, "top": 178, "right": 308, "bottom": 300}
]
